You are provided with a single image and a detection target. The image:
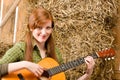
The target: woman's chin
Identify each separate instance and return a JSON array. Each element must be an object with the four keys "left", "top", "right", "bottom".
[{"left": 37, "top": 40, "right": 46, "bottom": 43}]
